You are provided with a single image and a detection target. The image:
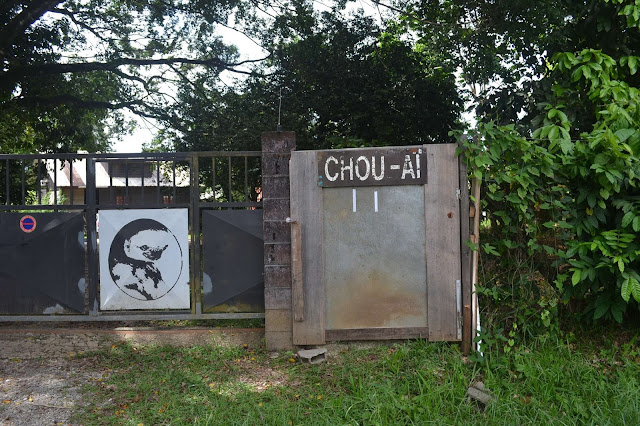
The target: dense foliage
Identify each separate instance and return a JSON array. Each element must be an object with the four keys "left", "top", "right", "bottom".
[{"left": 459, "top": 0, "right": 640, "bottom": 338}]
